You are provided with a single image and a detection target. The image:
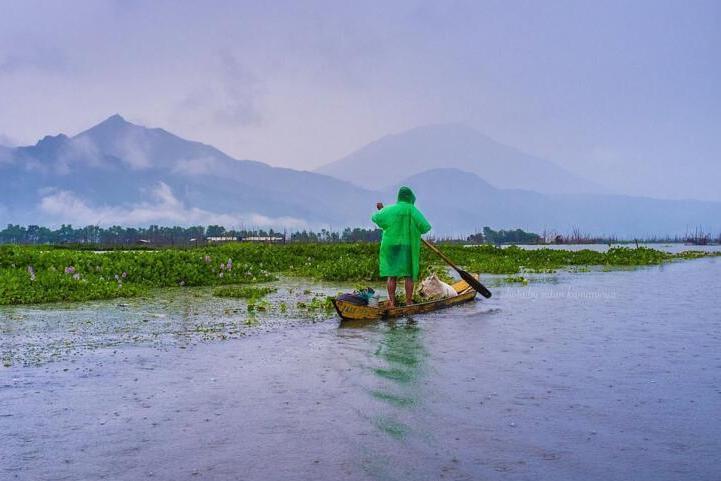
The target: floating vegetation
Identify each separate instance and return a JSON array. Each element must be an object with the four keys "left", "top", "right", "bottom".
[
  {"left": 212, "top": 285, "right": 276, "bottom": 299},
  {"left": 504, "top": 275, "right": 529, "bottom": 284},
  {"left": 296, "top": 295, "right": 334, "bottom": 312},
  {"left": 0, "top": 243, "right": 716, "bottom": 305},
  {"left": 247, "top": 299, "right": 271, "bottom": 312}
]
